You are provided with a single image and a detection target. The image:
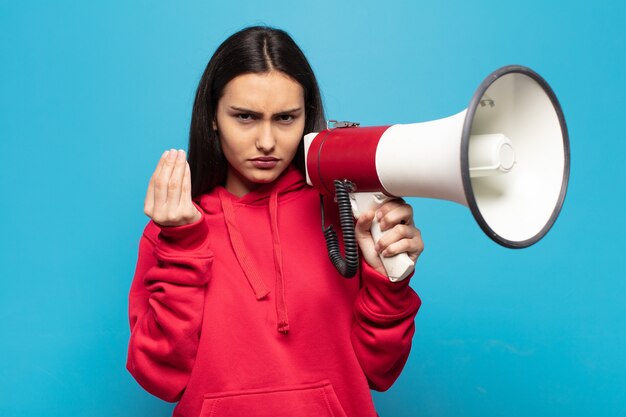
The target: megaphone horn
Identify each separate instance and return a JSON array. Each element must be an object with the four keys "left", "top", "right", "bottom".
[{"left": 304, "top": 65, "right": 570, "bottom": 281}]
